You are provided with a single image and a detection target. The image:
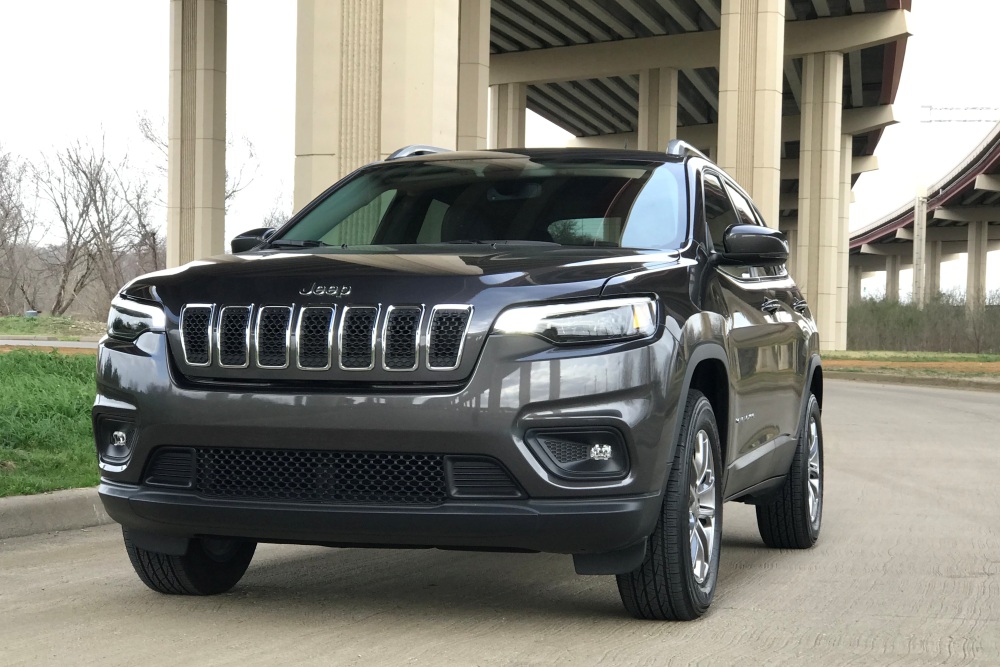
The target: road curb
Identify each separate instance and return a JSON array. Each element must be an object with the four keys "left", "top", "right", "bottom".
[
  {"left": 826, "top": 371, "right": 1000, "bottom": 392},
  {"left": 0, "top": 487, "right": 112, "bottom": 539}
]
